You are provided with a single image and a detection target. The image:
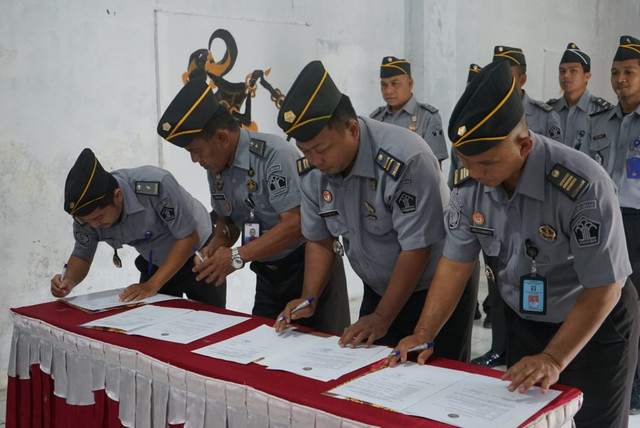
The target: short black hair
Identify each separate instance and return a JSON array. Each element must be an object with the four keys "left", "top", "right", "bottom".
[
  {"left": 326, "top": 95, "right": 357, "bottom": 133},
  {"left": 199, "top": 106, "right": 240, "bottom": 139}
]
